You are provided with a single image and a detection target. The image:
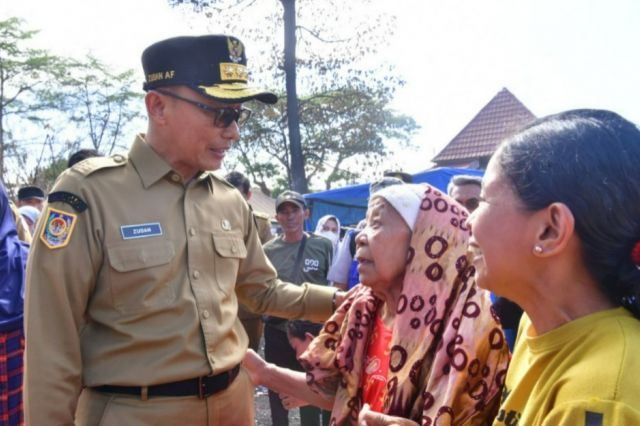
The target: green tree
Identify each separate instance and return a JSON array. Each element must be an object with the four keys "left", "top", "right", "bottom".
[
  {"left": 1, "top": 17, "right": 142, "bottom": 189},
  {"left": 59, "top": 55, "right": 142, "bottom": 155},
  {"left": 167, "top": 0, "right": 417, "bottom": 193},
  {"left": 0, "top": 17, "right": 70, "bottom": 184},
  {"left": 231, "top": 86, "right": 417, "bottom": 194}
]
